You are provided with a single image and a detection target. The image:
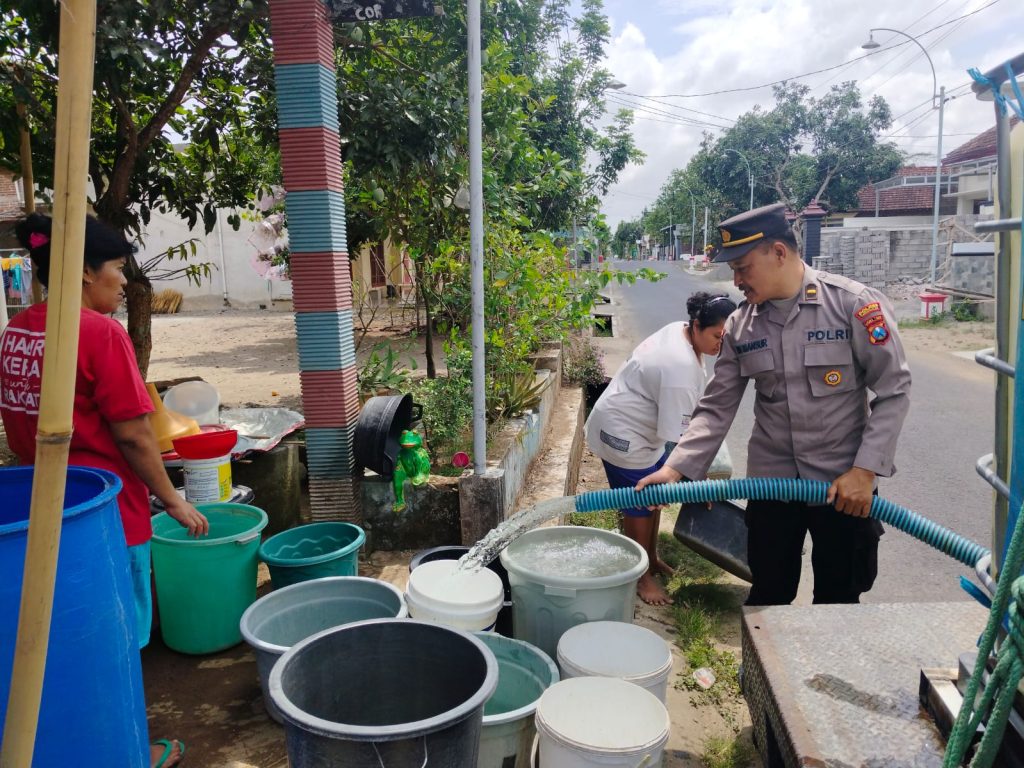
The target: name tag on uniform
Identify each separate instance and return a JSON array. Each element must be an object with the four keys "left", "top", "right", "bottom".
[{"left": 735, "top": 338, "right": 768, "bottom": 354}]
